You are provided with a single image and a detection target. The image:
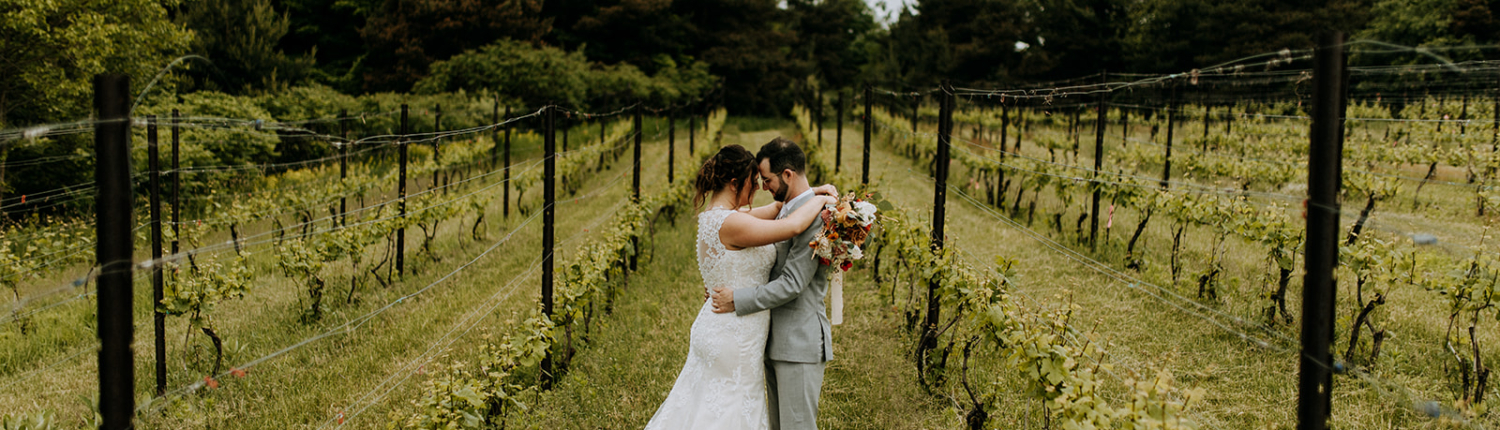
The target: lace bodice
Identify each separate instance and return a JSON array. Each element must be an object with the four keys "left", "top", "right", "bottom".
[{"left": 696, "top": 208, "right": 777, "bottom": 292}]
